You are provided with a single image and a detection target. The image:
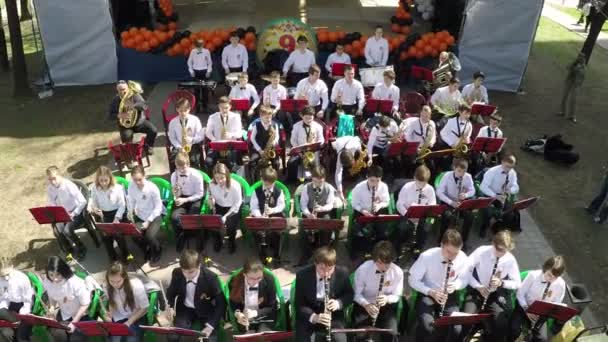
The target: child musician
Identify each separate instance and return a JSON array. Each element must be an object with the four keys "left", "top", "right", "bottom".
[
  {"left": 371, "top": 69, "right": 400, "bottom": 118},
  {"left": 167, "top": 98, "right": 204, "bottom": 168},
  {"left": 170, "top": 153, "right": 205, "bottom": 253},
  {"left": 103, "top": 262, "right": 149, "bottom": 342},
  {"left": 287, "top": 106, "right": 325, "bottom": 183},
  {"left": 205, "top": 96, "right": 243, "bottom": 172},
  {"left": 296, "top": 65, "right": 329, "bottom": 119},
  {"left": 461, "top": 231, "right": 521, "bottom": 342},
  {"left": 479, "top": 153, "right": 520, "bottom": 237},
  {"left": 366, "top": 115, "right": 399, "bottom": 169},
  {"left": 439, "top": 103, "right": 472, "bottom": 149},
  {"left": 127, "top": 166, "right": 163, "bottom": 262},
  {"left": 46, "top": 166, "right": 88, "bottom": 260},
  {"left": 0, "top": 257, "right": 33, "bottom": 342},
  {"left": 509, "top": 256, "right": 566, "bottom": 342},
  {"left": 350, "top": 165, "right": 390, "bottom": 260},
  {"left": 208, "top": 163, "right": 243, "bottom": 254},
  {"left": 298, "top": 167, "right": 337, "bottom": 265},
  {"left": 462, "top": 71, "right": 489, "bottom": 105},
  {"left": 436, "top": 159, "right": 476, "bottom": 250},
  {"left": 353, "top": 241, "right": 403, "bottom": 342},
  {"left": 332, "top": 135, "right": 367, "bottom": 202},
  {"left": 330, "top": 65, "right": 365, "bottom": 118},
  {"left": 229, "top": 72, "right": 260, "bottom": 120},
  {"left": 472, "top": 113, "right": 504, "bottom": 175},
  {"left": 42, "top": 256, "right": 92, "bottom": 341},
  {"left": 261, "top": 71, "right": 288, "bottom": 128},
  {"left": 228, "top": 257, "right": 277, "bottom": 333},
  {"left": 408, "top": 229, "right": 469, "bottom": 342},
  {"left": 364, "top": 25, "right": 389, "bottom": 67},
  {"left": 430, "top": 77, "right": 462, "bottom": 121},
  {"left": 396, "top": 165, "right": 436, "bottom": 258},
  {"left": 187, "top": 39, "right": 213, "bottom": 112},
  {"left": 283, "top": 35, "right": 316, "bottom": 87},
  {"left": 294, "top": 246, "right": 353, "bottom": 342},
  {"left": 222, "top": 32, "right": 248, "bottom": 74},
  {"left": 167, "top": 249, "right": 226, "bottom": 342},
  {"left": 325, "top": 43, "right": 351, "bottom": 76},
  {"left": 249, "top": 167, "right": 286, "bottom": 262},
  {"left": 402, "top": 105, "right": 436, "bottom": 149},
  {"left": 250, "top": 105, "right": 281, "bottom": 174},
  {"left": 88, "top": 166, "right": 128, "bottom": 262}
]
